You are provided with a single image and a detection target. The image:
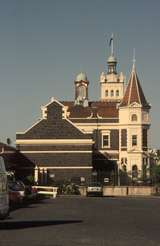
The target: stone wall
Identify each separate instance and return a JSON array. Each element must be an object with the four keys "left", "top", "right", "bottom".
[{"left": 103, "top": 186, "right": 127, "bottom": 196}]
